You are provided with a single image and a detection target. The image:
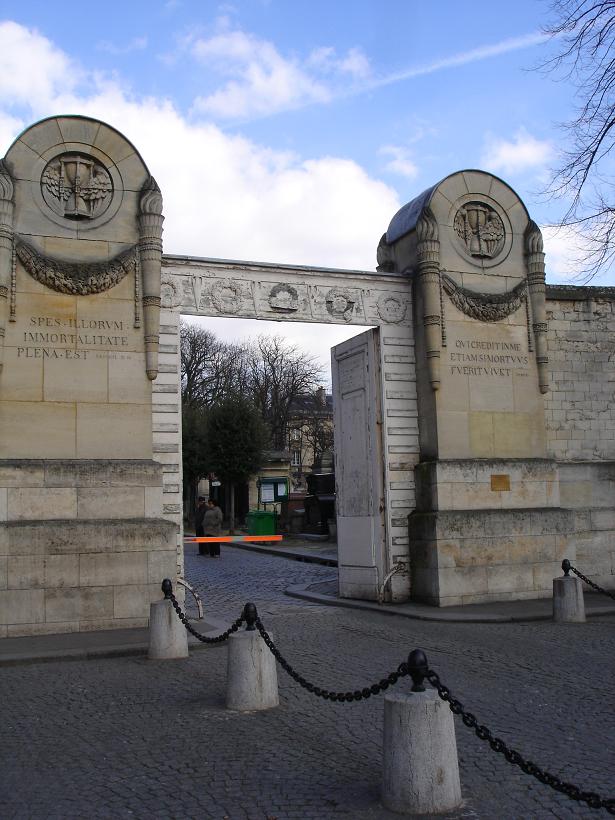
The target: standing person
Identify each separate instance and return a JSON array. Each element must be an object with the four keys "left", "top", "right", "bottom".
[
  {"left": 194, "top": 496, "right": 208, "bottom": 556},
  {"left": 204, "top": 498, "right": 223, "bottom": 557}
]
